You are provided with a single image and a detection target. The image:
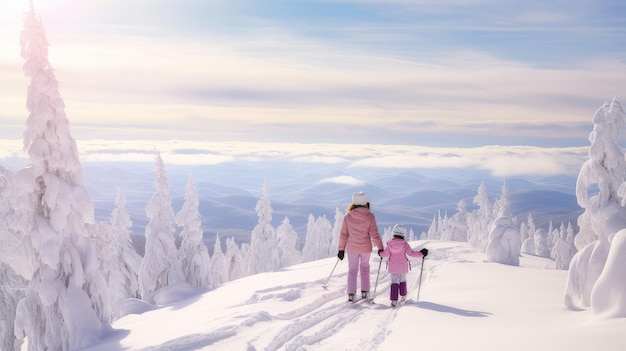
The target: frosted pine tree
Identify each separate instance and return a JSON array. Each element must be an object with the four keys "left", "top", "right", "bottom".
[
  {"left": 566, "top": 222, "right": 577, "bottom": 258},
  {"left": 566, "top": 99, "right": 626, "bottom": 310},
  {"left": 0, "top": 263, "right": 26, "bottom": 351},
  {"left": 534, "top": 228, "right": 550, "bottom": 258},
  {"left": 493, "top": 181, "right": 512, "bottom": 218},
  {"left": 138, "top": 153, "right": 184, "bottom": 301},
  {"left": 276, "top": 217, "right": 301, "bottom": 268},
  {"left": 441, "top": 200, "right": 468, "bottom": 242},
  {"left": 407, "top": 229, "right": 416, "bottom": 242},
  {"left": 176, "top": 176, "right": 213, "bottom": 290},
  {"left": 552, "top": 229, "right": 573, "bottom": 270},
  {"left": 0, "top": 165, "right": 27, "bottom": 351},
  {"left": 225, "top": 237, "right": 247, "bottom": 281},
  {"left": 468, "top": 181, "right": 493, "bottom": 252},
  {"left": 426, "top": 216, "right": 438, "bottom": 240},
  {"left": 301, "top": 214, "right": 333, "bottom": 262},
  {"left": 330, "top": 208, "right": 344, "bottom": 256},
  {"left": 247, "top": 180, "right": 280, "bottom": 275},
  {"left": 486, "top": 216, "right": 520, "bottom": 266},
  {"left": 107, "top": 189, "right": 141, "bottom": 317},
  {"left": 211, "top": 234, "right": 229, "bottom": 286},
  {"left": 301, "top": 214, "right": 318, "bottom": 262},
  {"left": 521, "top": 214, "right": 536, "bottom": 255},
  {"left": 13, "top": 6, "right": 111, "bottom": 350}
]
